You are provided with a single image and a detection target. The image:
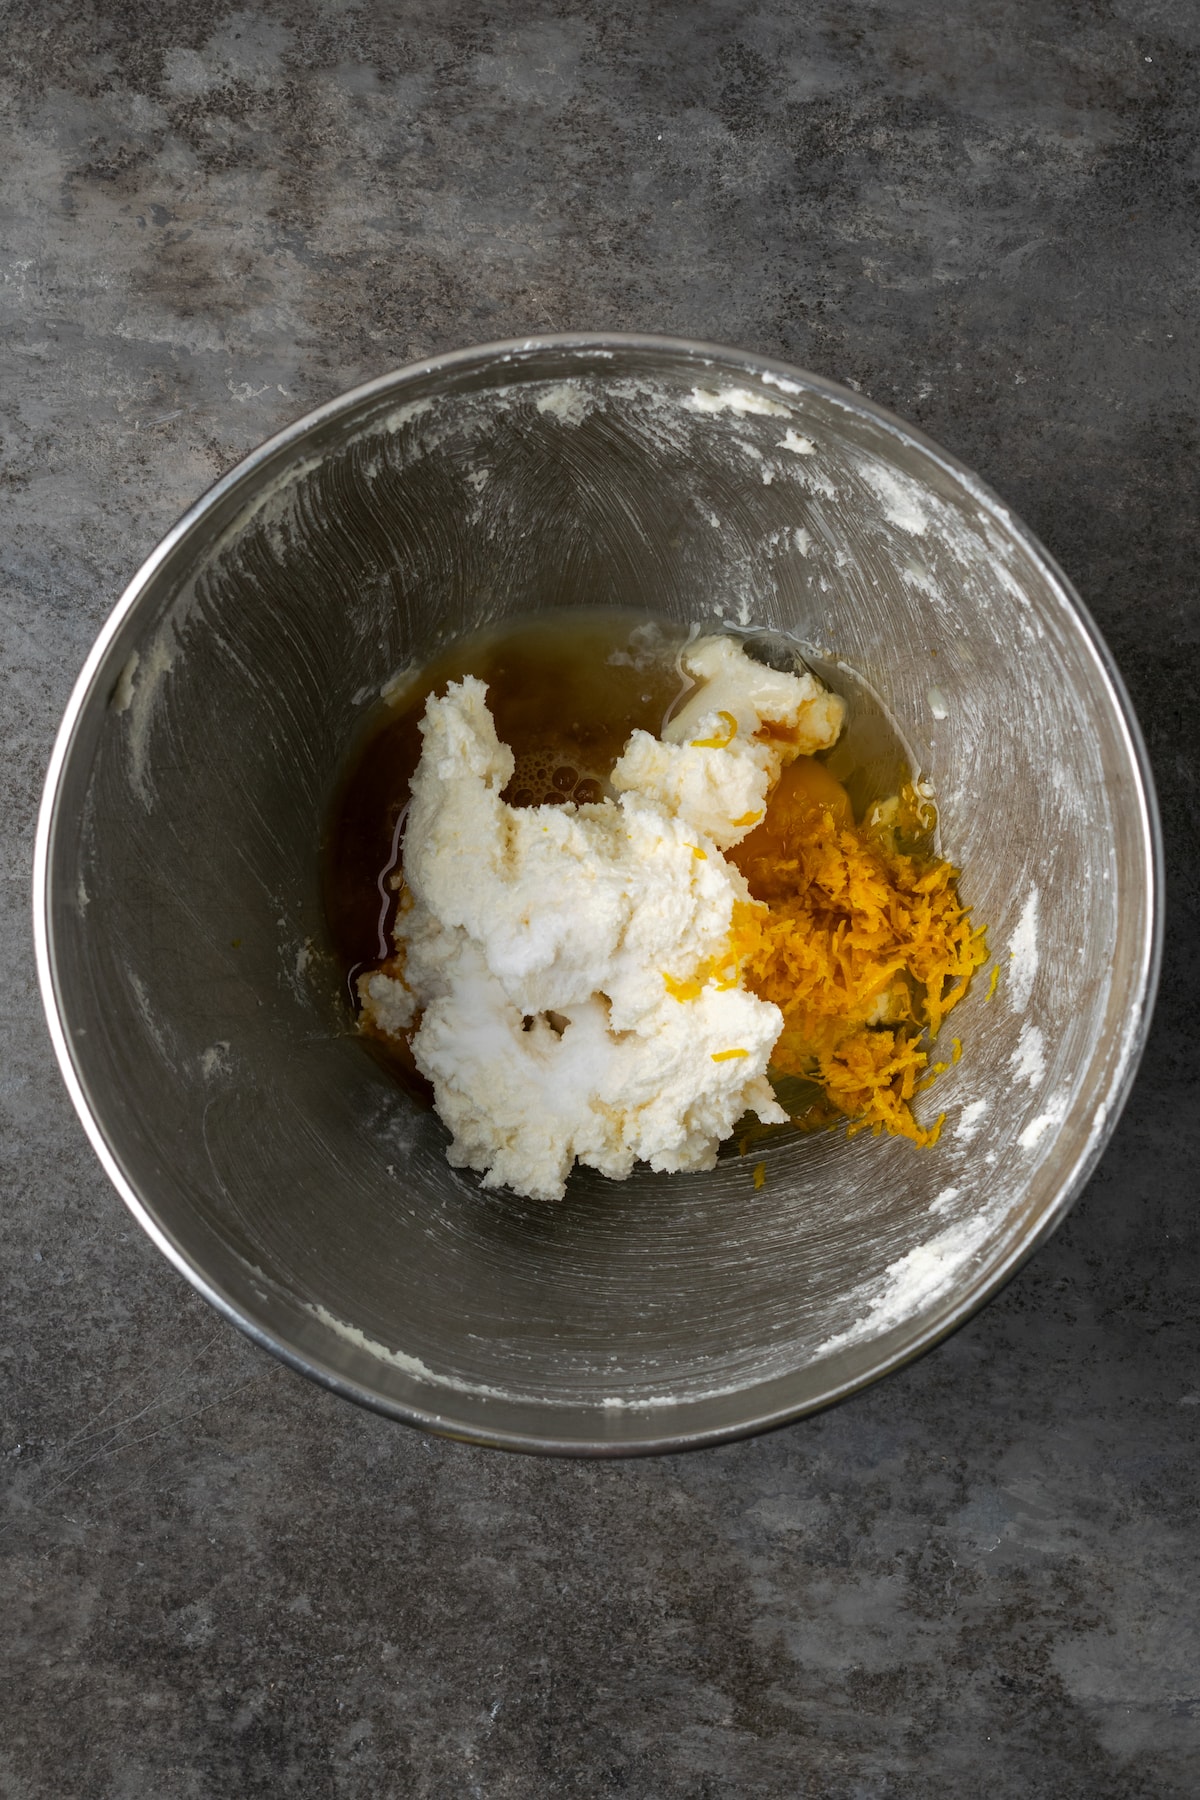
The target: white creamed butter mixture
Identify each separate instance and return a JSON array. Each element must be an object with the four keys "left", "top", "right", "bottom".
[{"left": 359, "top": 636, "right": 846, "bottom": 1201}]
